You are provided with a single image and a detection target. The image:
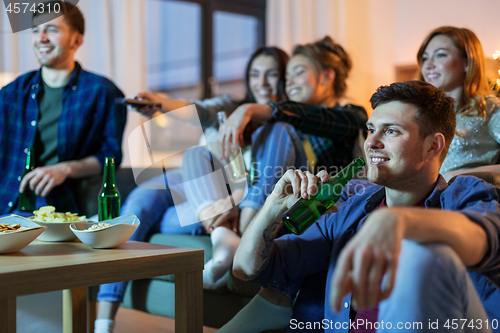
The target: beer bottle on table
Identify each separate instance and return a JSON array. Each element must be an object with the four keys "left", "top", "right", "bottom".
[
  {"left": 18, "top": 147, "right": 36, "bottom": 212},
  {"left": 98, "top": 157, "right": 121, "bottom": 221},
  {"left": 217, "top": 111, "right": 247, "bottom": 182},
  {"left": 282, "top": 157, "right": 365, "bottom": 235}
]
